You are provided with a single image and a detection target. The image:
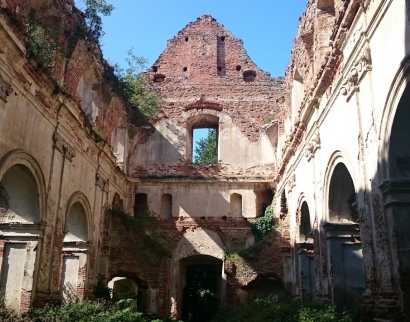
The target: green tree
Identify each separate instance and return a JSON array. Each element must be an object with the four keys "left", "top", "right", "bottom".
[
  {"left": 75, "top": 0, "right": 114, "bottom": 41},
  {"left": 112, "top": 49, "right": 161, "bottom": 118},
  {"left": 194, "top": 129, "right": 217, "bottom": 165}
]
